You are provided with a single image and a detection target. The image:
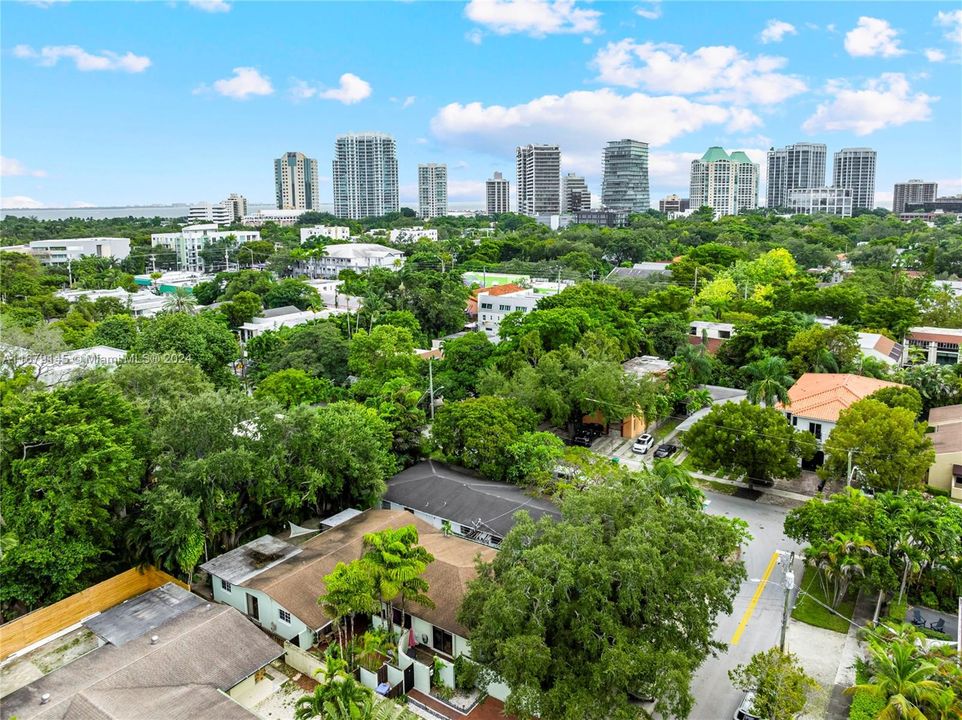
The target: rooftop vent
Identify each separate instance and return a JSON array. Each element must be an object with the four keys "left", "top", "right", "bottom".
[
  {"left": 150, "top": 635, "right": 159, "bottom": 645},
  {"left": 40, "top": 693, "right": 51, "bottom": 705}
]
